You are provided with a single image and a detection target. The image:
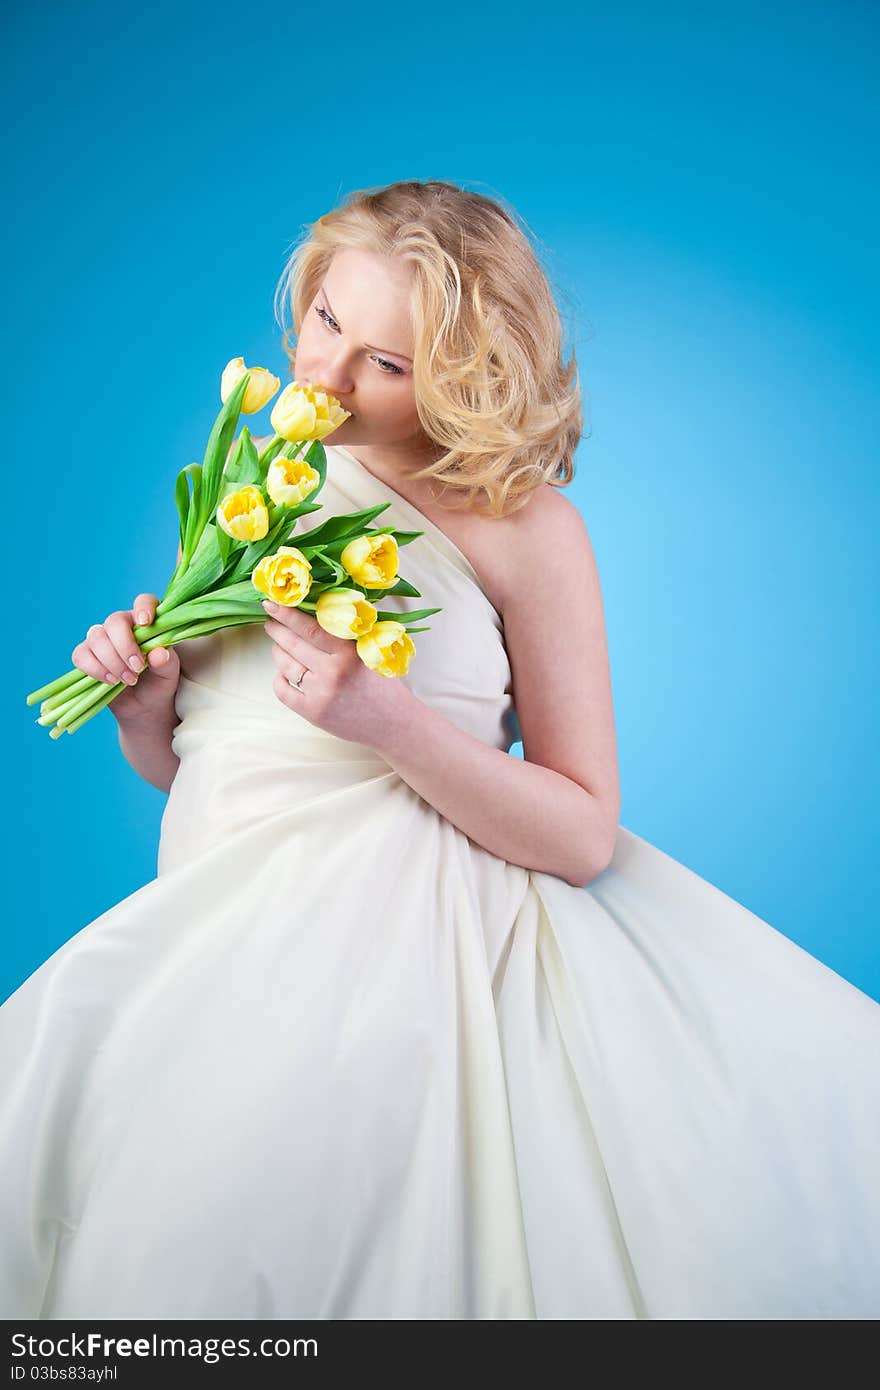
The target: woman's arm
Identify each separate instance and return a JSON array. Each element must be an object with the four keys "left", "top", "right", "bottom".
[
  {"left": 112, "top": 538, "right": 184, "bottom": 793},
  {"left": 376, "top": 691, "right": 612, "bottom": 886},
  {"left": 115, "top": 710, "right": 180, "bottom": 793},
  {"left": 375, "top": 491, "right": 621, "bottom": 888}
]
